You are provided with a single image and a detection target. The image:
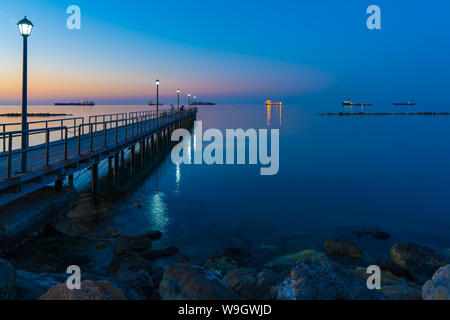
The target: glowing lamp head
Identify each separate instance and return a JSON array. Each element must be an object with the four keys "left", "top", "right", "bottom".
[
  {"left": 18, "top": 16, "right": 33, "bottom": 37},
  {"left": 188, "top": 94, "right": 191, "bottom": 97},
  {"left": 155, "top": 79, "right": 160, "bottom": 85},
  {"left": 177, "top": 89, "right": 180, "bottom": 93}
]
